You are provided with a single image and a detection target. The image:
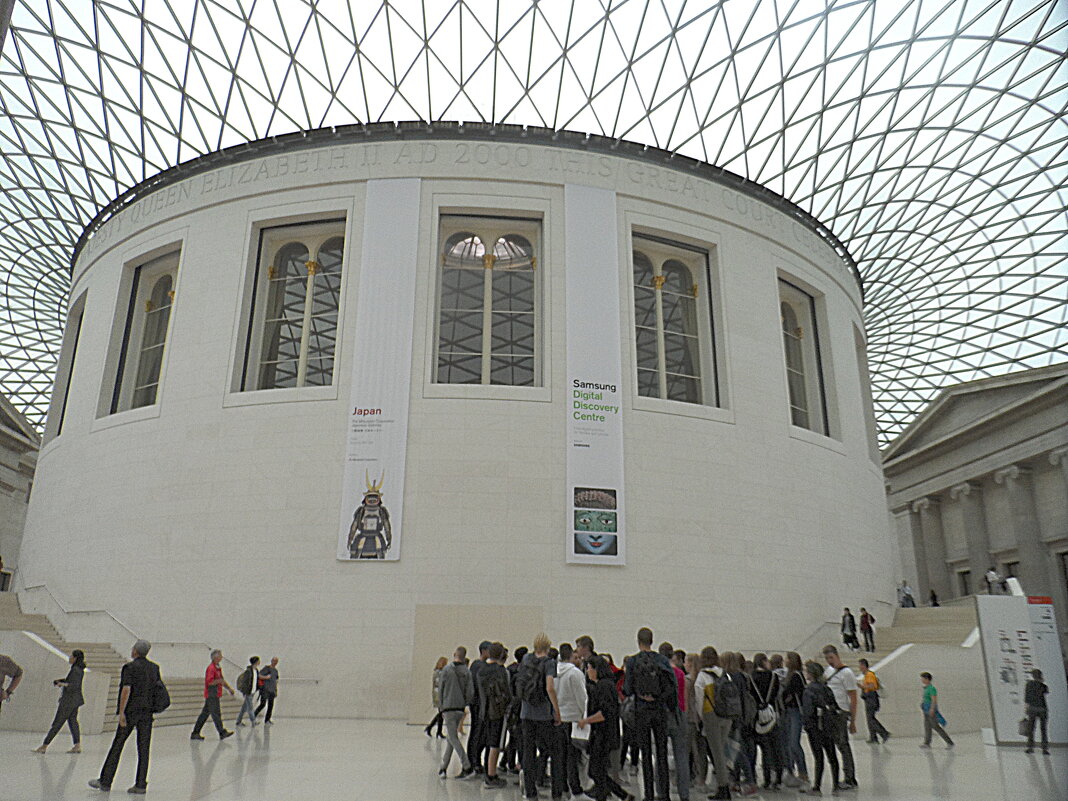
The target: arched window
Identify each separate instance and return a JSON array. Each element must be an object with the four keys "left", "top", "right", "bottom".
[
  {"left": 436, "top": 215, "right": 540, "bottom": 386},
  {"left": 632, "top": 236, "right": 715, "bottom": 405},
  {"left": 109, "top": 250, "right": 179, "bottom": 414},
  {"left": 242, "top": 219, "right": 346, "bottom": 391},
  {"left": 779, "top": 279, "right": 828, "bottom": 434}
]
